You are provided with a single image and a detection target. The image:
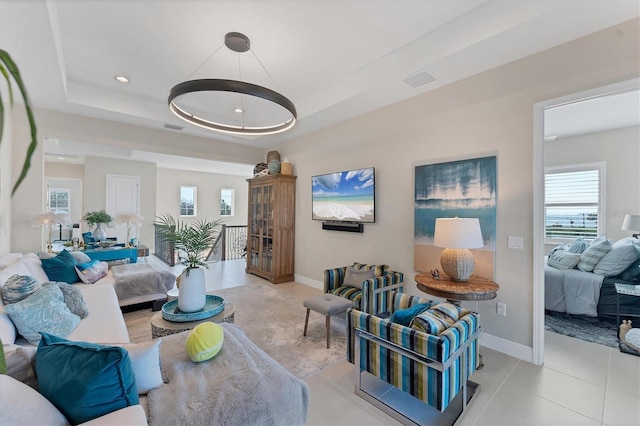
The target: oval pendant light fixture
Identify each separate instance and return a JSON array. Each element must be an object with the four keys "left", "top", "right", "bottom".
[{"left": 168, "top": 32, "right": 297, "bottom": 136}]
